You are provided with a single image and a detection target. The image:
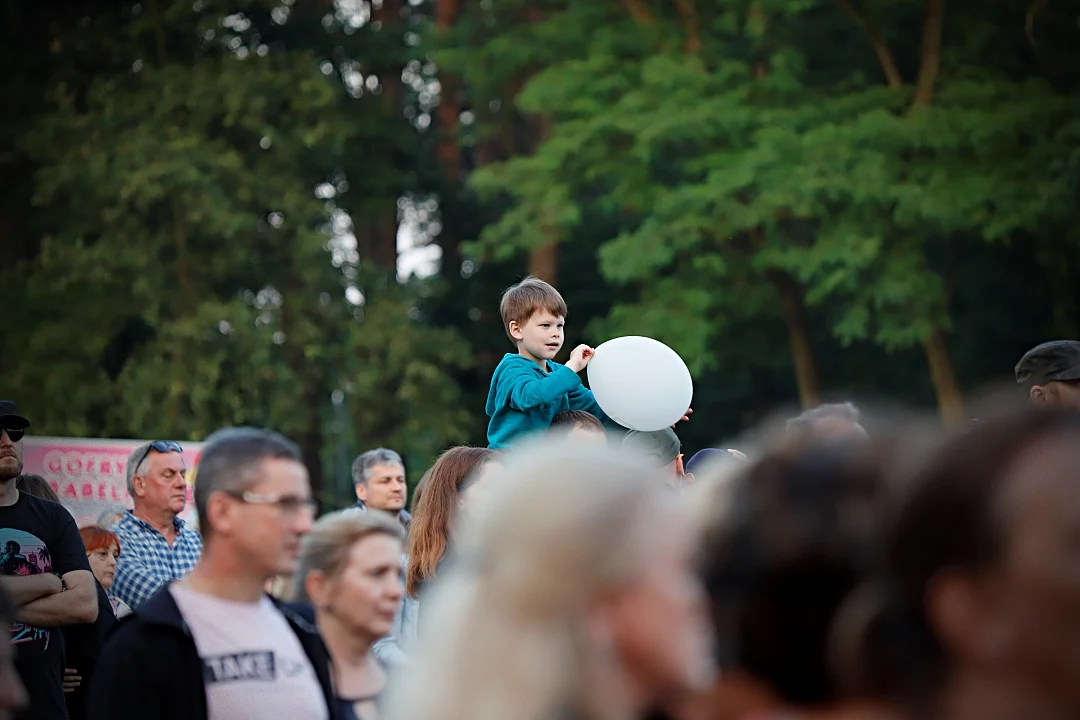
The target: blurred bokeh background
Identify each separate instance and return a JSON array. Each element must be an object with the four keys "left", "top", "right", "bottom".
[{"left": 2, "top": 0, "right": 1078, "bottom": 508}]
